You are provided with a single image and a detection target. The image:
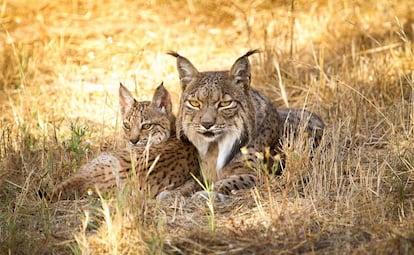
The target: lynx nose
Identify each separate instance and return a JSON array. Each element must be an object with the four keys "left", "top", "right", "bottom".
[
  {"left": 130, "top": 138, "right": 140, "bottom": 145},
  {"left": 201, "top": 121, "right": 214, "bottom": 130},
  {"left": 201, "top": 109, "right": 216, "bottom": 130}
]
